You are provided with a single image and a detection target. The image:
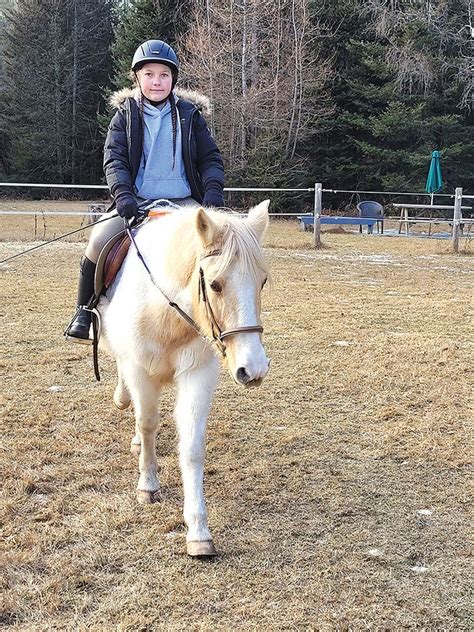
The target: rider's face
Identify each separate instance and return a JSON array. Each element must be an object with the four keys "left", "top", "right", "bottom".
[{"left": 137, "top": 63, "right": 173, "bottom": 102}]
